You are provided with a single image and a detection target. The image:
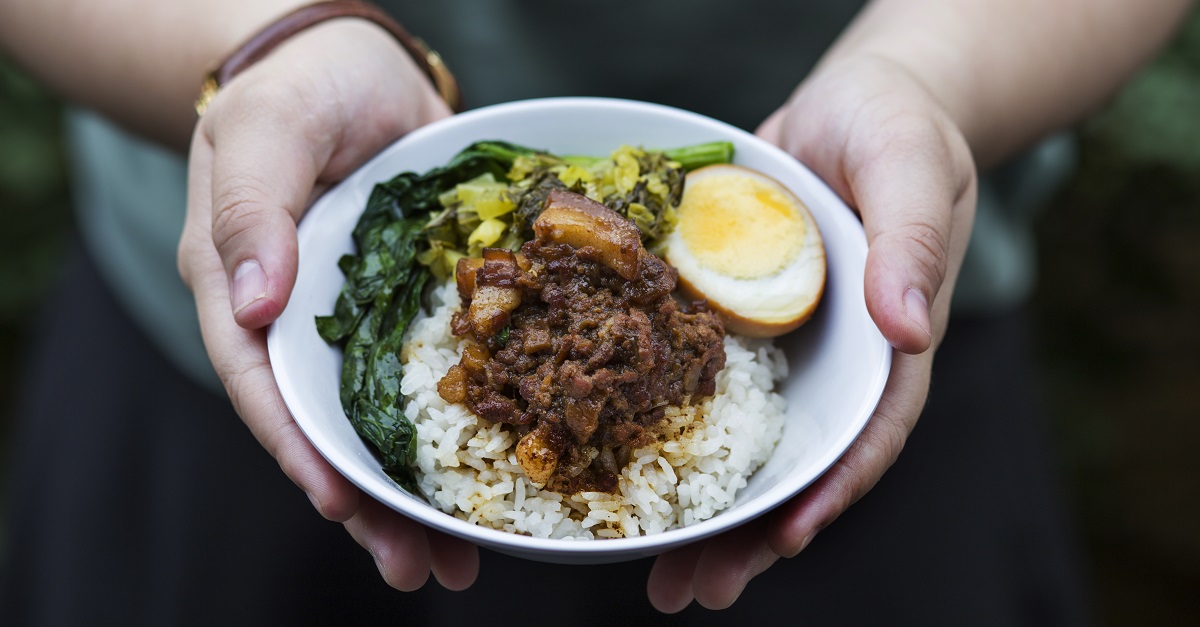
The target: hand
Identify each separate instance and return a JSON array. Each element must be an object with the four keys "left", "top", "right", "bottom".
[
  {"left": 177, "top": 19, "right": 479, "bottom": 591},
  {"left": 647, "top": 54, "right": 978, "bottom": 611}
]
